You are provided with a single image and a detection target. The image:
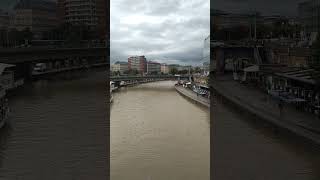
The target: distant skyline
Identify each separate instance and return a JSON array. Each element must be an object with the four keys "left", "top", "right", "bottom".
[
  {"left": 113, "top": 58, "right": 198, "bottom": 66},
  {"left": 111, "top": 0, "right": 210, "bottom": 66}
]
